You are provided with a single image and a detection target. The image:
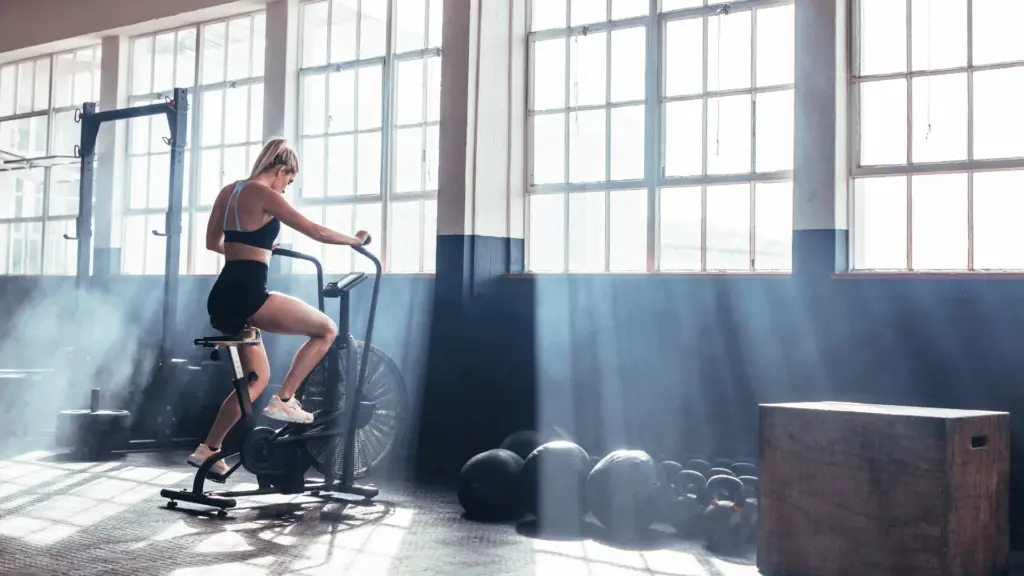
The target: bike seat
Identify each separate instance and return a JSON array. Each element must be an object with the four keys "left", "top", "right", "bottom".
[{"left": 194, "top": 330, "right": 262, "bottom": 348}]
